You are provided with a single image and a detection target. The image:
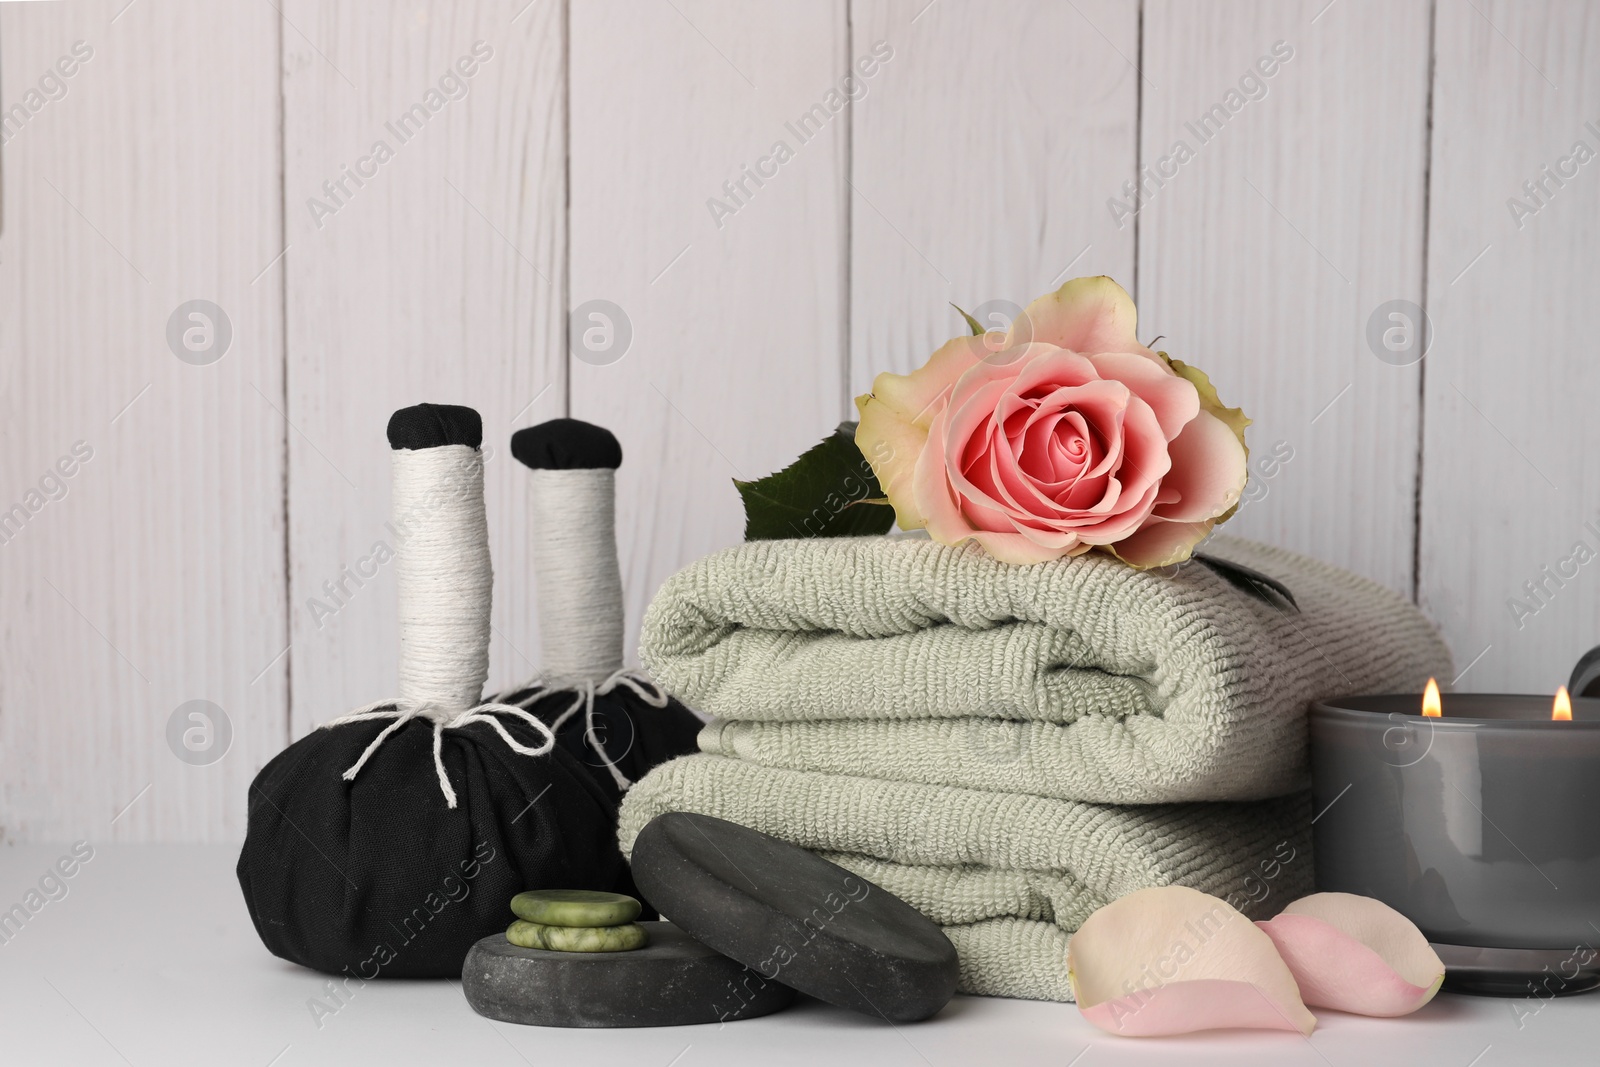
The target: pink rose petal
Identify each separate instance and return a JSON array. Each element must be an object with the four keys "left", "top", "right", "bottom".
[
  {"left": 993, "top": 440, "right": 1073, "bottom": 520},
  {"left": 1105, "top": 516, "right": 1214, "bottom": 568},
  {"left": 1257, "top": 893, "right": 1445, "bottom": 1017},
  {"left": 1059, "top": 398, "right": 1168, "bottom": 542},
  {"left": 1086, "top": 351, "right": 1201, "bottom": 440},
  {"left": 1019, "top": 411, "right": 1085, "bottom": 485},
  {"left": 854, "top": 392, "right": 933, "bottom": 530},
  {"left": 1081, "top": 979, "right": 1315, "bottom": 1038},
  {"left": 968, "top": 527, "right": 1083, "bottom": 564},
  {"left": 1025, "top": 398, "right": 1124, "bottom": 509},
  {"left": 854, "top": 332, "right": 995, "bottom": 531},
  {"left": 865, "top": 333, "right": 991, "bottom": 428},
  {"left": 1063, "top": 471, "right": 1114, "bottom": 512},
  {"left": 1007, "top": 345, "right": 1105, "bottom": 397},
  {"left": 1068, "top": 886, "right": 1316, "bottom": 1038},
  {"left": 1150, "top": 409, "right": 1248, "bottom": 524},
  {"left": 1011, "top": 380, "right": 1130, "bottom": 501},
  {"left": 1008, "top": 276, "right": 1150, "bottom": 356},
  {"left": 911, "top": 405, "right": 972, "bottom": 545}
]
